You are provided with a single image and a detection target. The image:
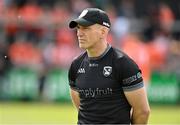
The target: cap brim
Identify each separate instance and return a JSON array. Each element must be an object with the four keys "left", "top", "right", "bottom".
[{"left": 69, "top": 18, "right": 94, "bottom": 28}]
